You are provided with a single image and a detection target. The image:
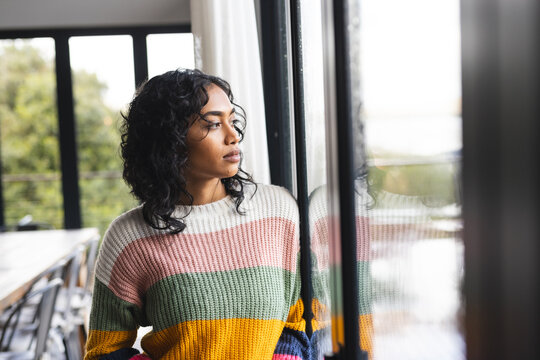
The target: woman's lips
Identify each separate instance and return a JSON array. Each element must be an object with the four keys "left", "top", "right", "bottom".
[{"left": 223, "top": 150, "right": 241, "bottom": 162}]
